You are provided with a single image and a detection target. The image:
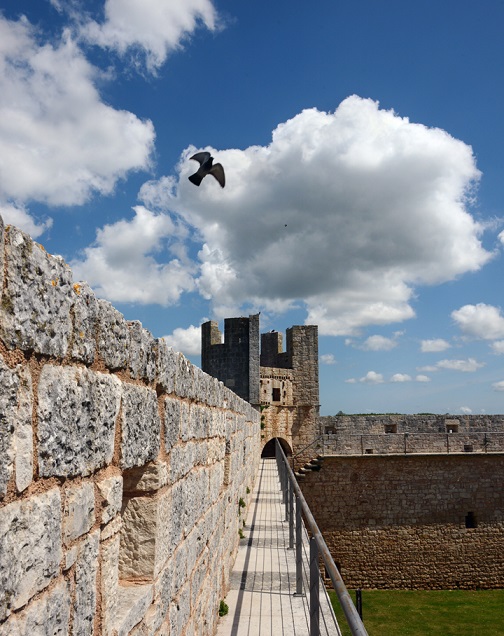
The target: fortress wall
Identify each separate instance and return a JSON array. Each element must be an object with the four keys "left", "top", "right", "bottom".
[
  {"left": 300, "top": 454, "right": 504, "bottom": 589},
  {"left": 0, "top": 218, "right": 260, "bottom": 635}
]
